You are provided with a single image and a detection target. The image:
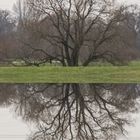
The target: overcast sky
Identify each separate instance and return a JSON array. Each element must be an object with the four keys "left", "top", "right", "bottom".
[{"left": 0, "top": 0, "right": 140, "bottom": 11}]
